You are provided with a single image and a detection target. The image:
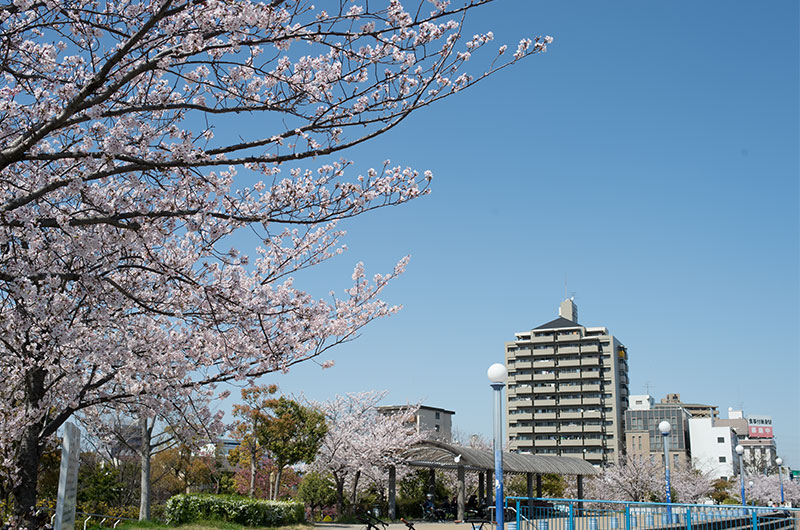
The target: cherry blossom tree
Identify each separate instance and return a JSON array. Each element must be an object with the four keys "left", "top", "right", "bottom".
[
  {"left": 572, "top": 457, "right": 713, "bottom": 504},
  {"left": 730, "top": 473, "right": 800, "bottom": 506},
  {"left": 0, "top": 0, "right": 551, "bottom": 524},
  {"left": 310, "top": 391, "right": 421, "bottom": 515},
  {"left": 79, "top": 390, "right": 224, "bottom": 520},
  {"left": 580, "top": 456, "right": 662, "bottom": 502}
]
